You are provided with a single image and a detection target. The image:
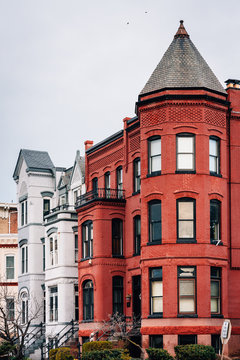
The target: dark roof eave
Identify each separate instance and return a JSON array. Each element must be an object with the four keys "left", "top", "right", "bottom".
[{"left": 86, "top": 130, "right": 124, "bottom": 155}]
